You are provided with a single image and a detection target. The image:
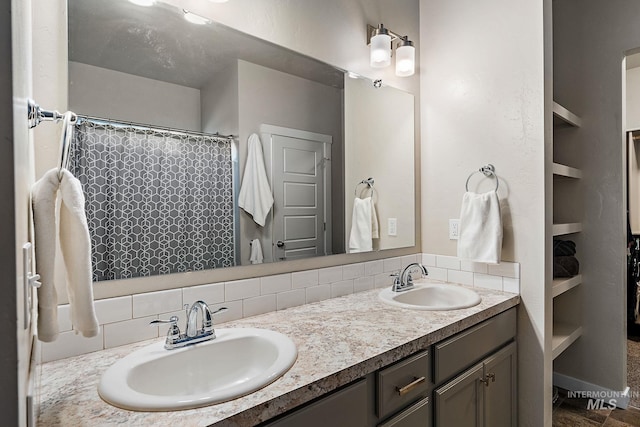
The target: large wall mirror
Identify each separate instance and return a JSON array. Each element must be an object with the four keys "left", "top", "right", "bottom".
[{"left": 67, "top": 0, "right": 416, "bottom": 285}]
